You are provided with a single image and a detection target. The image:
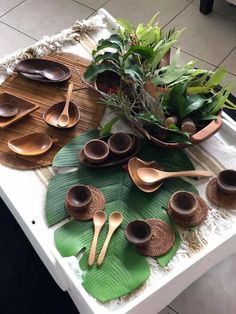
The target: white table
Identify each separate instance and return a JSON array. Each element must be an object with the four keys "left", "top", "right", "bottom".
[{"left": 1, "top": 9, "right": 236, "bottom": 314}]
